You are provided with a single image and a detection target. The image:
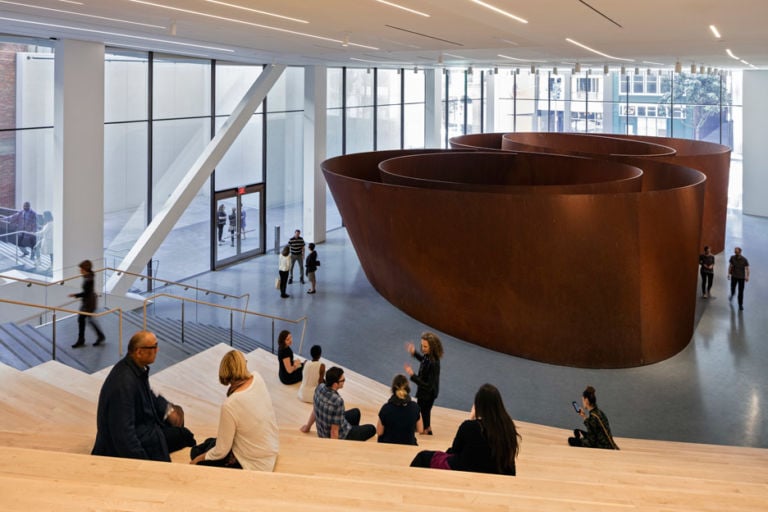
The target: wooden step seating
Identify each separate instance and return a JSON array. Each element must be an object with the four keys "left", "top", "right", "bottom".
[{"left": 0, "top": 346, "right": 765, "bottom": 511}]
